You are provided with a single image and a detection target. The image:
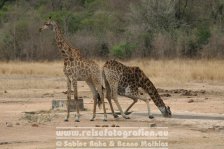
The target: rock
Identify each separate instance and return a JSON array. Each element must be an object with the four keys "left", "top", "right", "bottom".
[
  {"left": 188, "top": 99, "right": 194, "bottom": 103},
  {"left": 52, "top": 98, "right": 84, "bottom": 111},
  {"left": 0, "top": 142, "right": 9, "bottom": 145},
  {"left": 102, "top": 125, "right": 109, "bottom": 127},
  {"left": 42, "top": 93, "right": 54, "bottom": 98},
  {"left": 149, "top": 123, "right": 157, "bottom": 127},
  {"left": 157, "top": 88, "right": 164, "bottom": 92},
  {"left": 173, "top": 90, "right": 179, "bottom": 93},
  {"left": 62, "top": 91, "right": 68, "bottom": 94},
  {"left": 199, "top": 90, "right": 206, "bottom": 94},
  {"left": 213, "top": 126, "right": 224, "bottom": 131},
  {"left": 62, "top": 90, "right": 75, "bottom": 94},
  {"left": 31, "top": 123, "right": 39, "bottom": 127},
  {"left": 160, "top": 93, "right": 171, "bottom": 97},
  {"left": 111, "top": 124, "right": 116, "bottom": 127},
  {"left": 6, "top": 122, "right": 13, "bottom": 127},
  {"left": 181, "top": 90, "right": 197, "bottom": 96}
]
